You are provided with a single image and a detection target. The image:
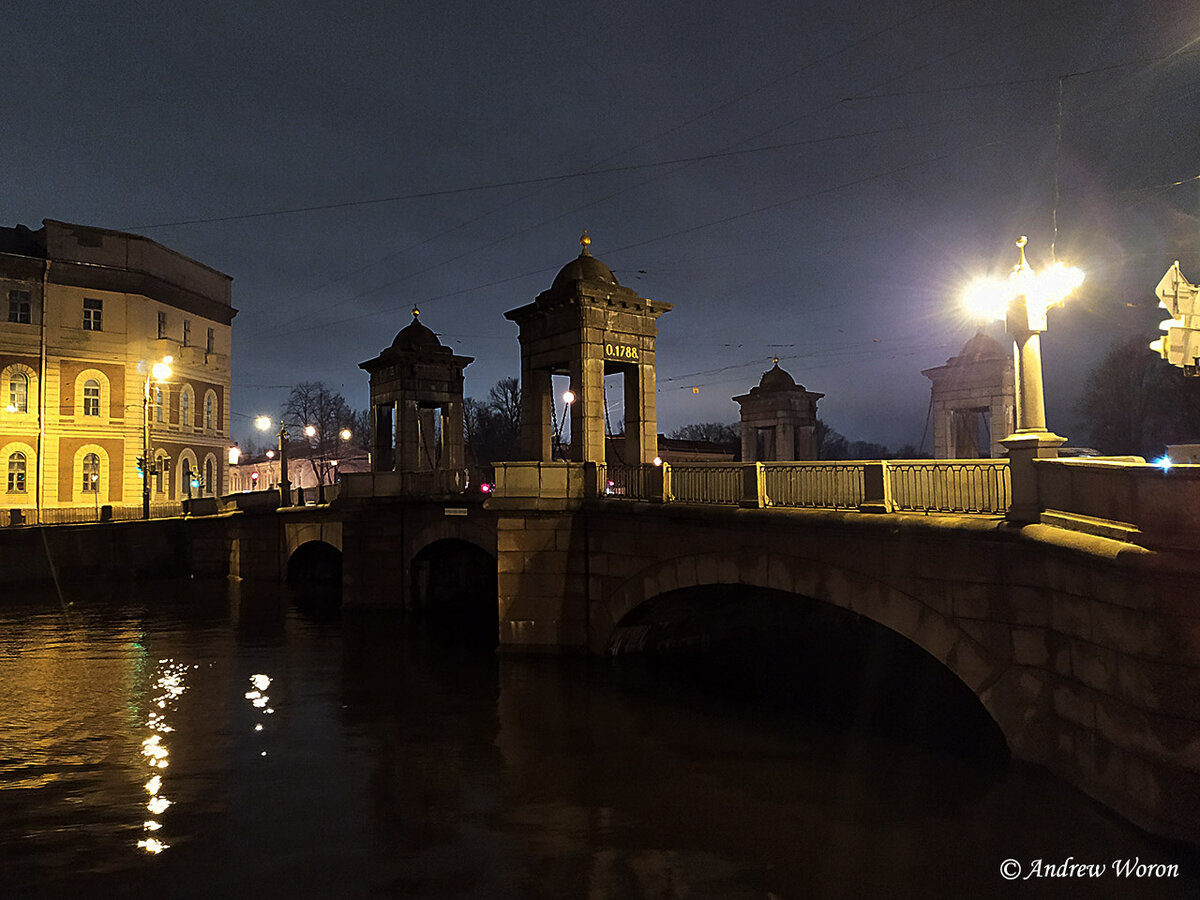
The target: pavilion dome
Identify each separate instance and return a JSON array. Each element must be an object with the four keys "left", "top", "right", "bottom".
[
  {"left": 551, "top": 230, "right": 619, "bottom": 290},
  {"left": 390, "top": 309, "right": 443, "bottom": 351},
  {"left": 758, "top": 360, "right": 802, "bottom": 392},
  {"left": 955, "top": 331, "right": 1008, "bottom": 362}
]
